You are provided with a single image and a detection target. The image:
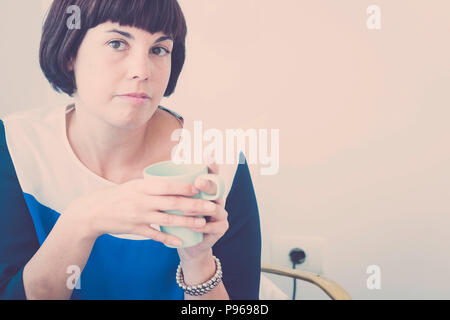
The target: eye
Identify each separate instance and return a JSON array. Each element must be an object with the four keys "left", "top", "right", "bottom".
[
  {"left": 151, "top": 47, "right": 171, "bottom": 57},
  {"left": 108, "top": 40, "right": 127, "bottom": 51}
]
